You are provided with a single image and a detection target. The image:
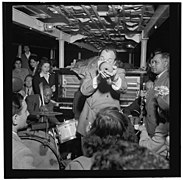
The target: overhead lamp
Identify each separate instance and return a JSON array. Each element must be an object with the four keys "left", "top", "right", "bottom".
[{"left": 44, "top": 23, "right": 54, "bottom": 32}]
